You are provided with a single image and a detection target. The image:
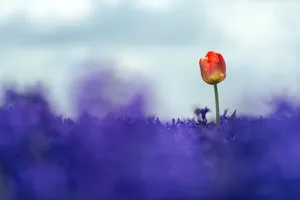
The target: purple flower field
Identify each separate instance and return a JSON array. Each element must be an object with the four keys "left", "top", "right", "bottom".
[{"left": 0, "top": 71, "right": 299, "bottom": 200}]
